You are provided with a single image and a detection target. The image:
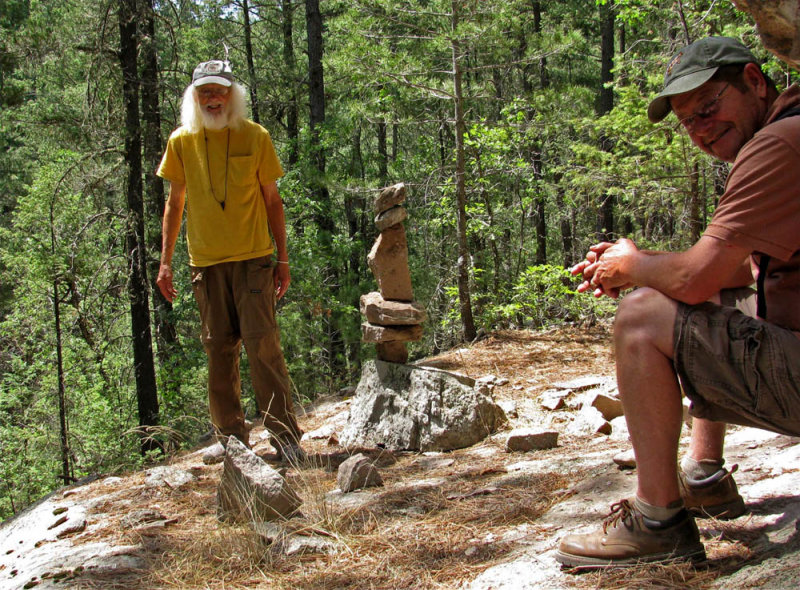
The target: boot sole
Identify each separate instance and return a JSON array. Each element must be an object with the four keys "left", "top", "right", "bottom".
[{"left": 555, "top": 545, "right": 707, "bottom": 571}]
